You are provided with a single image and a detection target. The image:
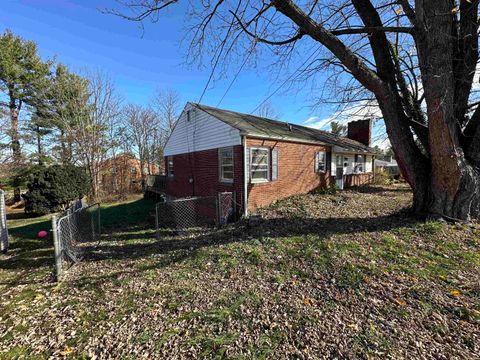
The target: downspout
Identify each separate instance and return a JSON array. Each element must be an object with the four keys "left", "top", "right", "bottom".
[{"left": 242, "top": 135, "right": 248, "bottom": 218}]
